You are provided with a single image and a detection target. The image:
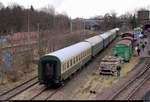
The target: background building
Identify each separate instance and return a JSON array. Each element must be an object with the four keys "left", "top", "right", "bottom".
[{"left": 138, "top": 10, "right": 150, "bottom": 25}]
